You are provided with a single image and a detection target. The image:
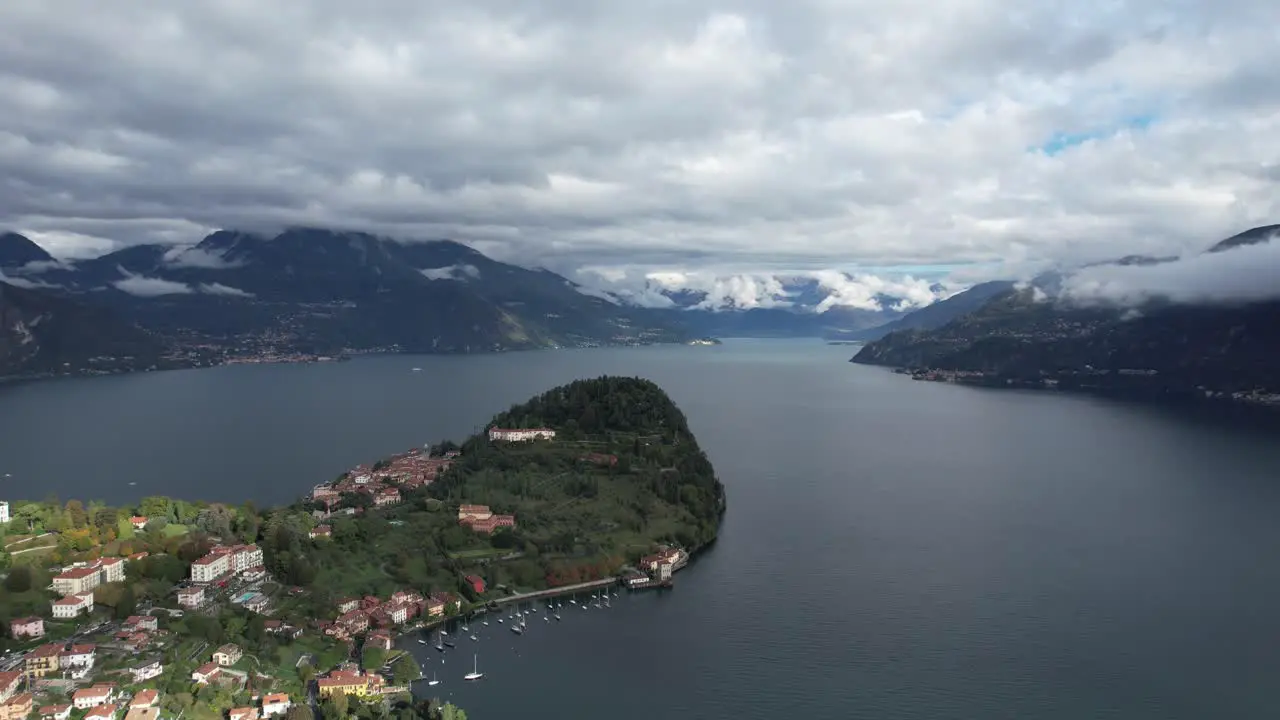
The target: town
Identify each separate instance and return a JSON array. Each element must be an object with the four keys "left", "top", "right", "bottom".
[{"left": 0, "top": 418, "right": 699, "bottom": 720}]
